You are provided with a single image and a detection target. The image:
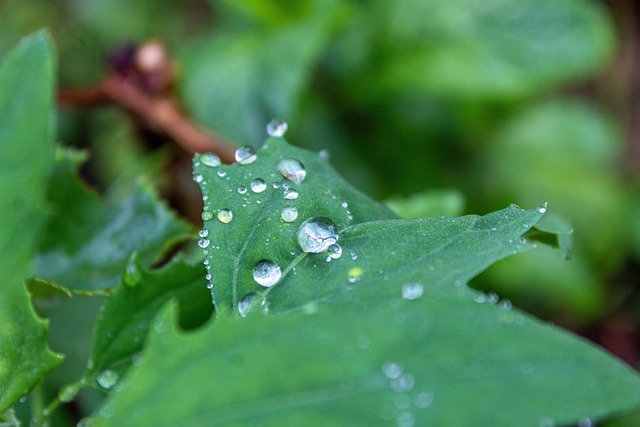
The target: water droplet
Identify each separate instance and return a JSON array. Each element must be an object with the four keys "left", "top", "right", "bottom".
[
  {"left": 277, "top": 159, "right": 306, "bottom": 185},
  {"left": 272, "top": 182, "right": 280, "bottom": 189},
  {"left": 123, "top": 256, "right": 142, "bottom": 287},
  {"left": 500, "top": 299, "right": 513, "bottom": 311},
  {"left": 319, "top": 149, "right": 330, "bottom": 159},
  {"left": 217, "top": 209, "right": 233, "bottom": 224},
  {"left": 281, "top": 206, "right": 298, "bottom": 223},
  {"left": 341, "top": 201, "right": 348, "bottom": 208},
  {"left": 193, "top": 174, "right": 203, "bottom": 183},
  {"left": 237, "top": 292, "right": 267, "bottom": 317},
  {"left": 487, "top": 292, "right": 499, "bottom": 304},
  {"left": 58, "top": 383, "right": 80, "bottom": 403},
  {"left": 201, "top": 211, "right": 214, "bottom": 221},
  {"left": 198, "top": 238, "right": 210, "bottom": 249},
  {"left": 538, "top": 204, "right": 547, "bottom": 214},
  {"left": 97, "top": 370, "right": 119, "bottom": 389},
  {"left": 348, "top": 266, "right": 363, "bottom": 283},
  {"left": 382, "top": 361, "right": 404, "bottom": 379},
  {"left": 252, "top": 260, "right": 282, "bottom": 287},
  {"left": 401, "top": 283, "right": 424, "bottom": 300},
  {"left": 235, "top": 146, "right": 257, "bottom": 164},
  {"left": 237, "top": 186, "right": 247, "bottom": 194},
  {"left": 414, "top": 392, "right": 434, "bottom": 408},
  {"left": 266, "top": 119, "right": 288, "bottom": 137},
  {"left": 390, "top": 373, "right": 415, "bottom": 393},
  {"left": 396, "top": 411, "right": 416, "bottom": 427},
  {"left": 200, "top": 153, "right": 221, "bottom": 167},
  {"left": 284, "top": 188, "right": 299, "bottom": 199},
  {"left": 327, "top": 244, "right": 342, "bottom": 259},
  {"left": 217, "top": 170, "right": 227, "bottom": 177},
  {"left": 296, "top": 217, "right": 338, "bottom": 253},
  {"left": 251, "top": 178, "right": 267, "bottom": 193},
  {"left": 199, "top": 229, "right": 208, "bottom": 238}
]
